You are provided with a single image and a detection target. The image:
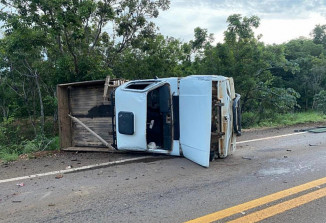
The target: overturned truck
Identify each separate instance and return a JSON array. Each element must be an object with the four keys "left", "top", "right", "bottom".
[{"left": 58, "top": 75, "right": 241, "bottom": 167}]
